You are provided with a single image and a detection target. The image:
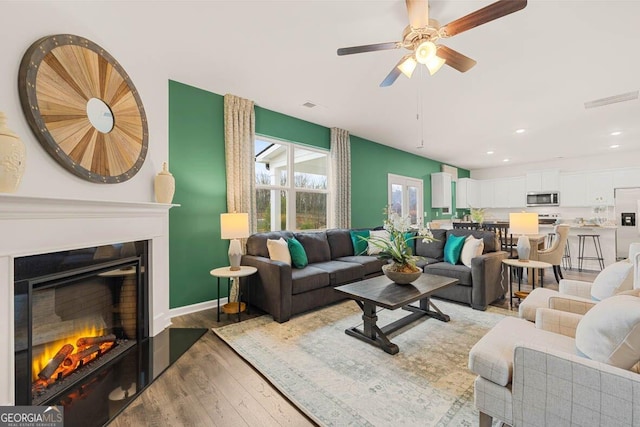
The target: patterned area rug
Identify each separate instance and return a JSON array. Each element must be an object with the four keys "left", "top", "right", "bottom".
[{"left": 213, "top": 299, "right": 511, "bottom": 427}]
